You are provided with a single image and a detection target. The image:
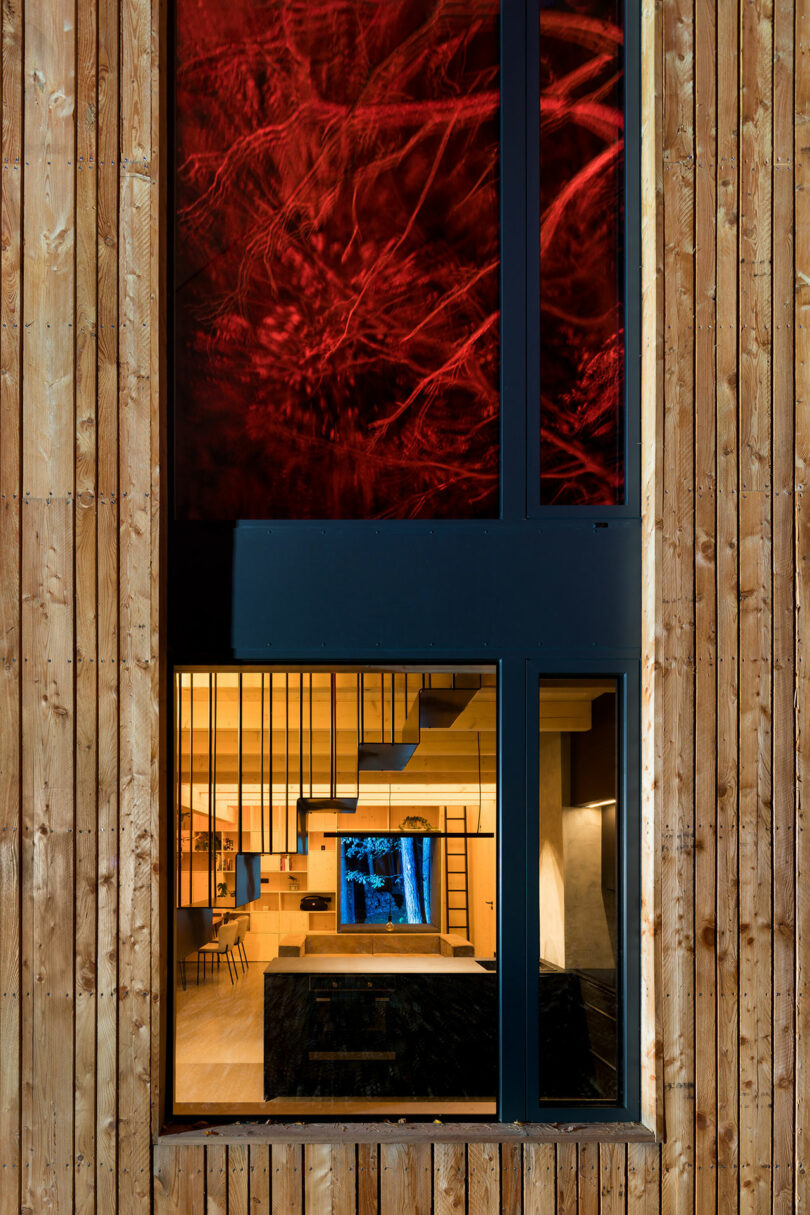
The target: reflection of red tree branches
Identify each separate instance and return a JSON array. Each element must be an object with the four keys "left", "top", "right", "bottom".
[
  {"left": 175, "top": 0, "right": 499, "bottom": 519},
  {"left": 539, "top": 3, "right": 624, "bottom": 505}
]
